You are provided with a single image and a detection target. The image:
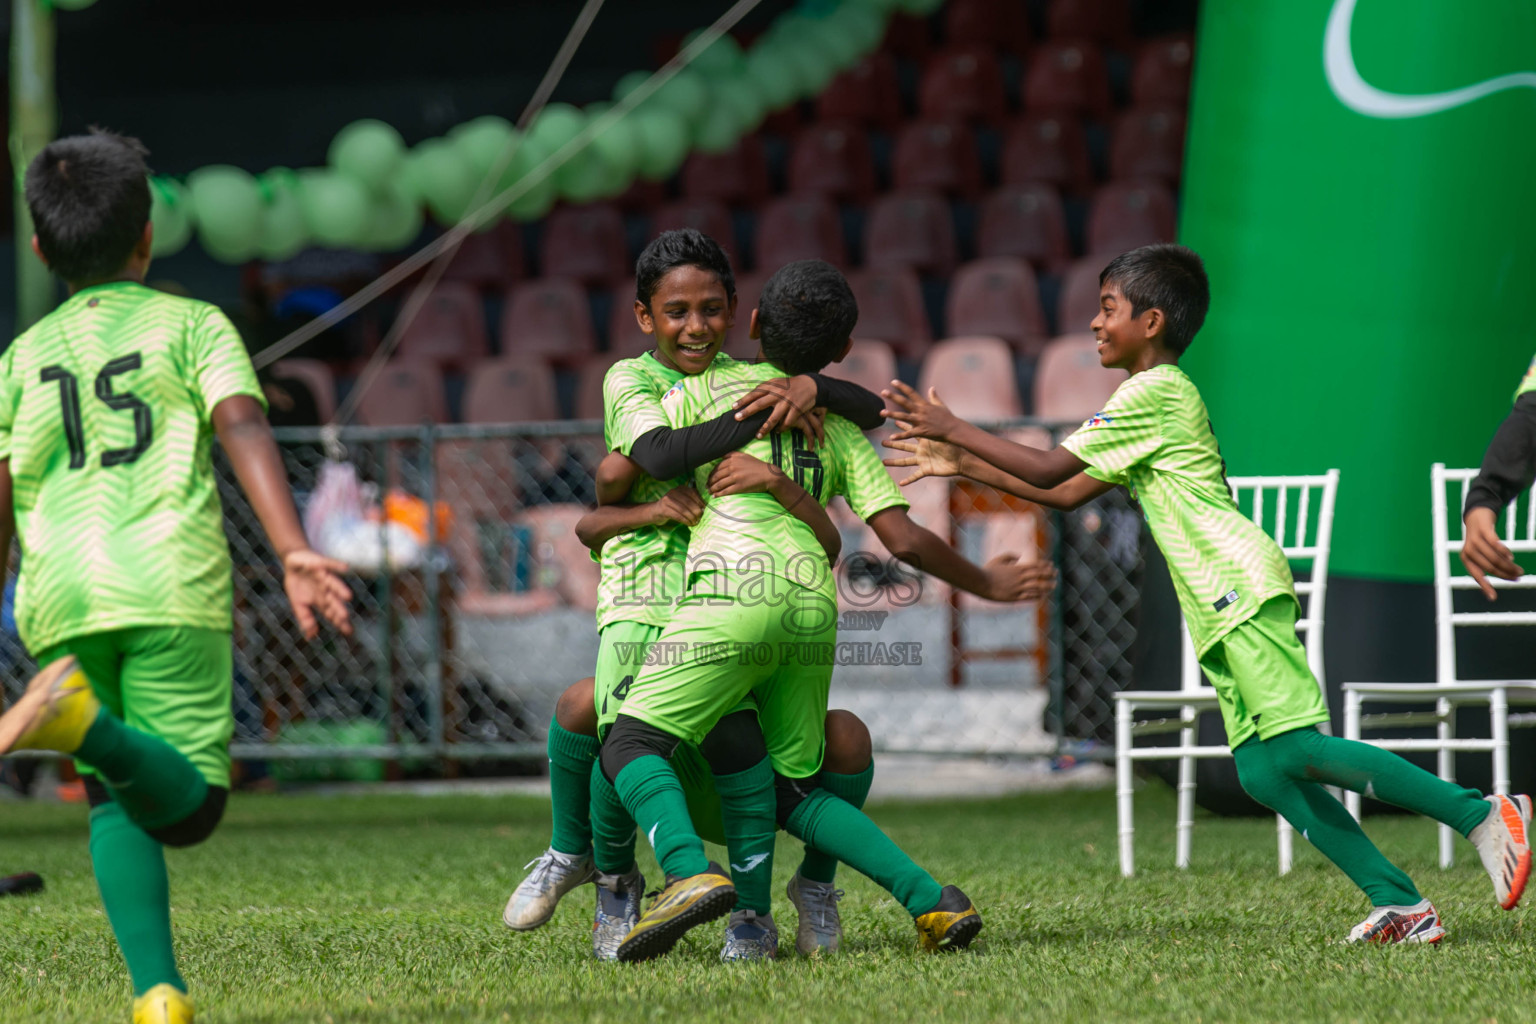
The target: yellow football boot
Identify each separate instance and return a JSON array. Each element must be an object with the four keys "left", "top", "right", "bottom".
[
  {"left": 914, "top": 885, "right": 983, "bottom": 952},
  {"left": 0, "top": 656, "right": 98, "bottom": 756},
  {"left": 132, "top": 984, "right": 194, "bottom": 1024},
  {"left": 616, "top": 861, "right": 737, "bottom": 962}
]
